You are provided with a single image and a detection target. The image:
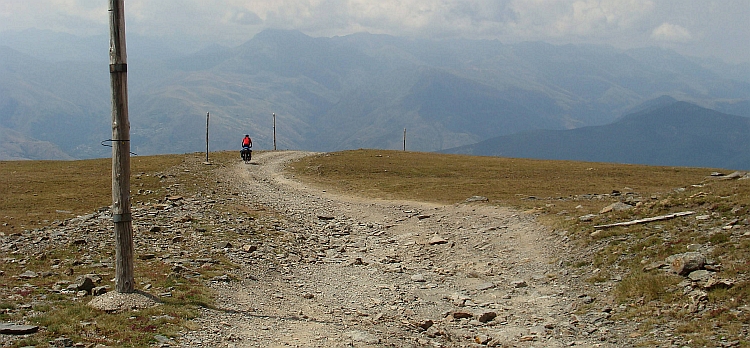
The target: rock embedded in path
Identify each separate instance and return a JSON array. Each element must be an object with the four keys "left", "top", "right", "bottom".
[
  {"left": 215, "top": 241, "right": 232, "bottom": 249},
  {"left": 477, "top": 311, "right": 497, "bottom": 323},
  {"left": 416, "top": 319, "right": 434, "bottom": 330},
  {"left": 428, "top": 235, "right": 448, "bottom": 245},
  {"left": 450, "top": 310, "right": 473, "bottom": 320},
  {"left": 476, "top": 282, "right": 495, "bottom": 291}
]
